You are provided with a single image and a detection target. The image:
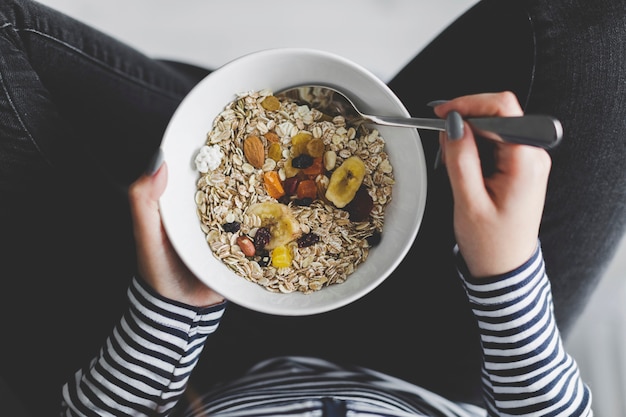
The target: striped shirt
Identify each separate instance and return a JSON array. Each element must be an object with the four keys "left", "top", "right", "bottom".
[{"left": 61, "top": 244, "right": 592, "bottom": 416}]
